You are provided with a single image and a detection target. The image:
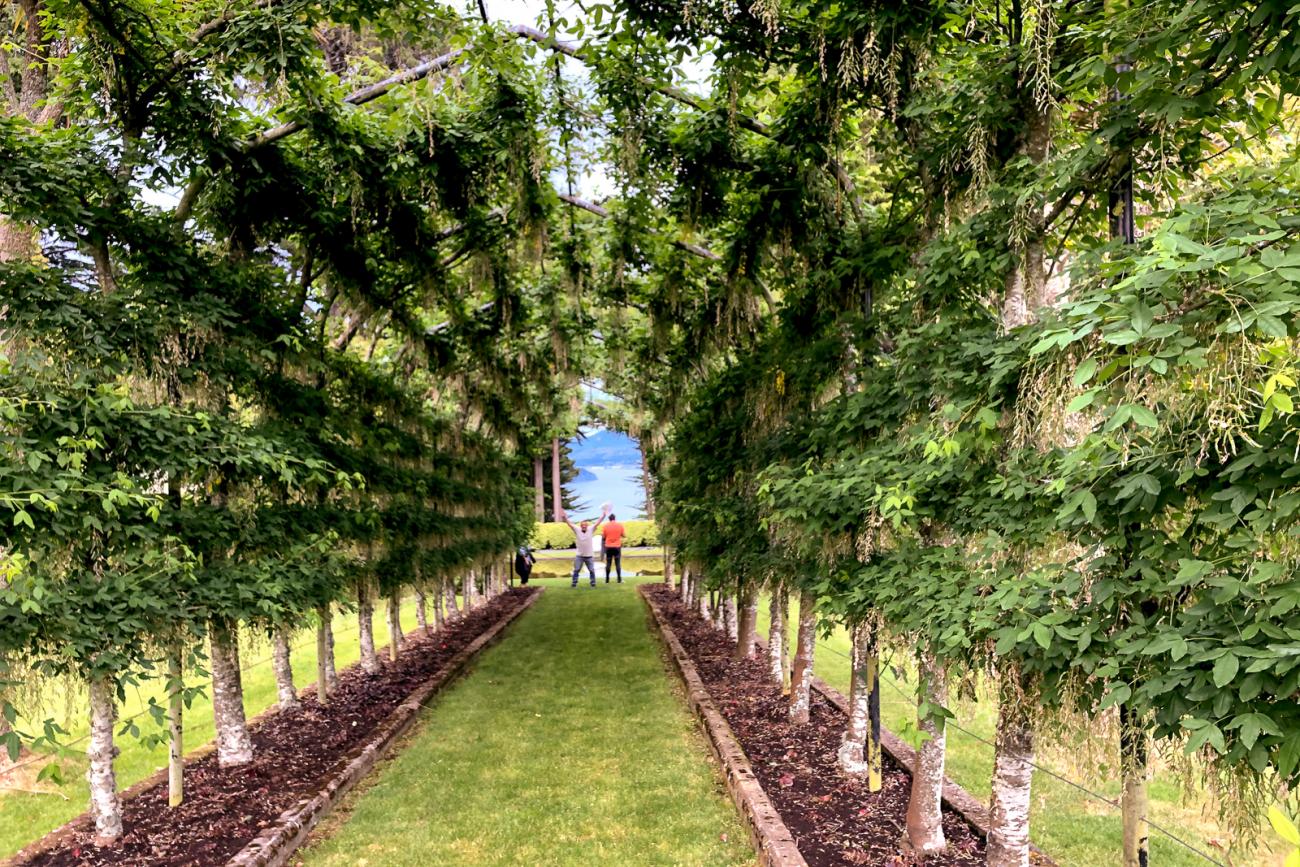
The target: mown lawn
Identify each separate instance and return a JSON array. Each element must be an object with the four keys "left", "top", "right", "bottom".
[
  {"left": 0, "top": 596, "right": 438, "bottom": 859},
  {"left": 300, "top": 578, "right": 753, "bottom": 867},
  {"left": 755, "top": 597, "right": 1282, "bottom": 867}
]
